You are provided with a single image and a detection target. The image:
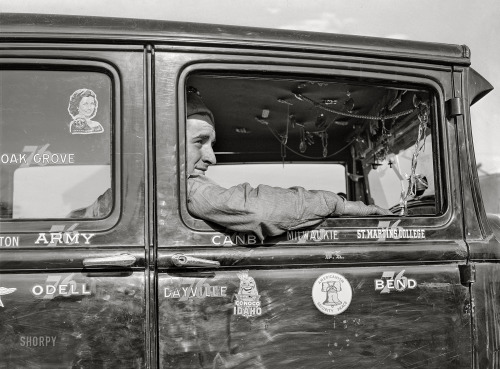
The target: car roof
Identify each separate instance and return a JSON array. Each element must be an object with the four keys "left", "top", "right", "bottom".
[{"left": 0, "top": 13, "right": 470, "bottom": 66}]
